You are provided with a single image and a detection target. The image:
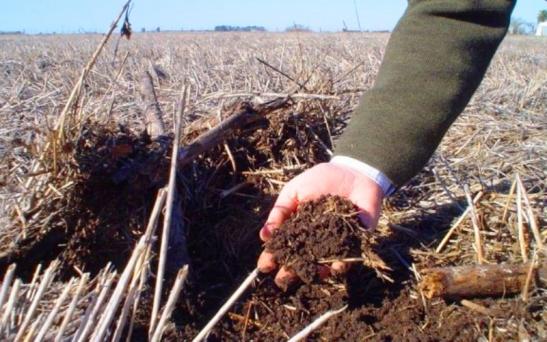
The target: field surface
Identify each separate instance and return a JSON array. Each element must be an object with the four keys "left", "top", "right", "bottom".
[{"left": 0, "top": 32, "right": 545, "bottom": 341}]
